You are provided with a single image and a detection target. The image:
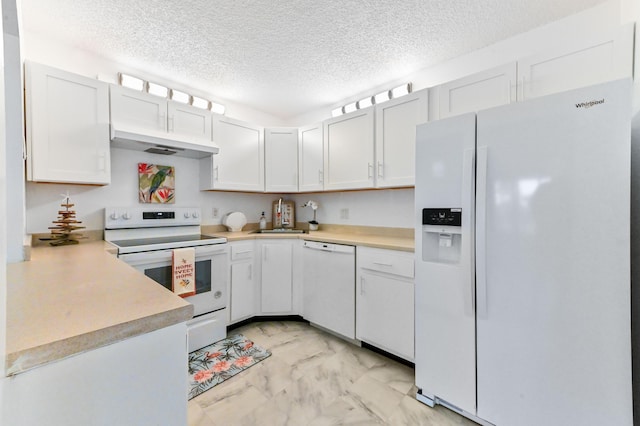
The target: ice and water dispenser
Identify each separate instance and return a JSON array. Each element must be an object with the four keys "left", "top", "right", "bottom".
[{"left": 422, "top": 208, "right": 462, "bottom": 264}]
